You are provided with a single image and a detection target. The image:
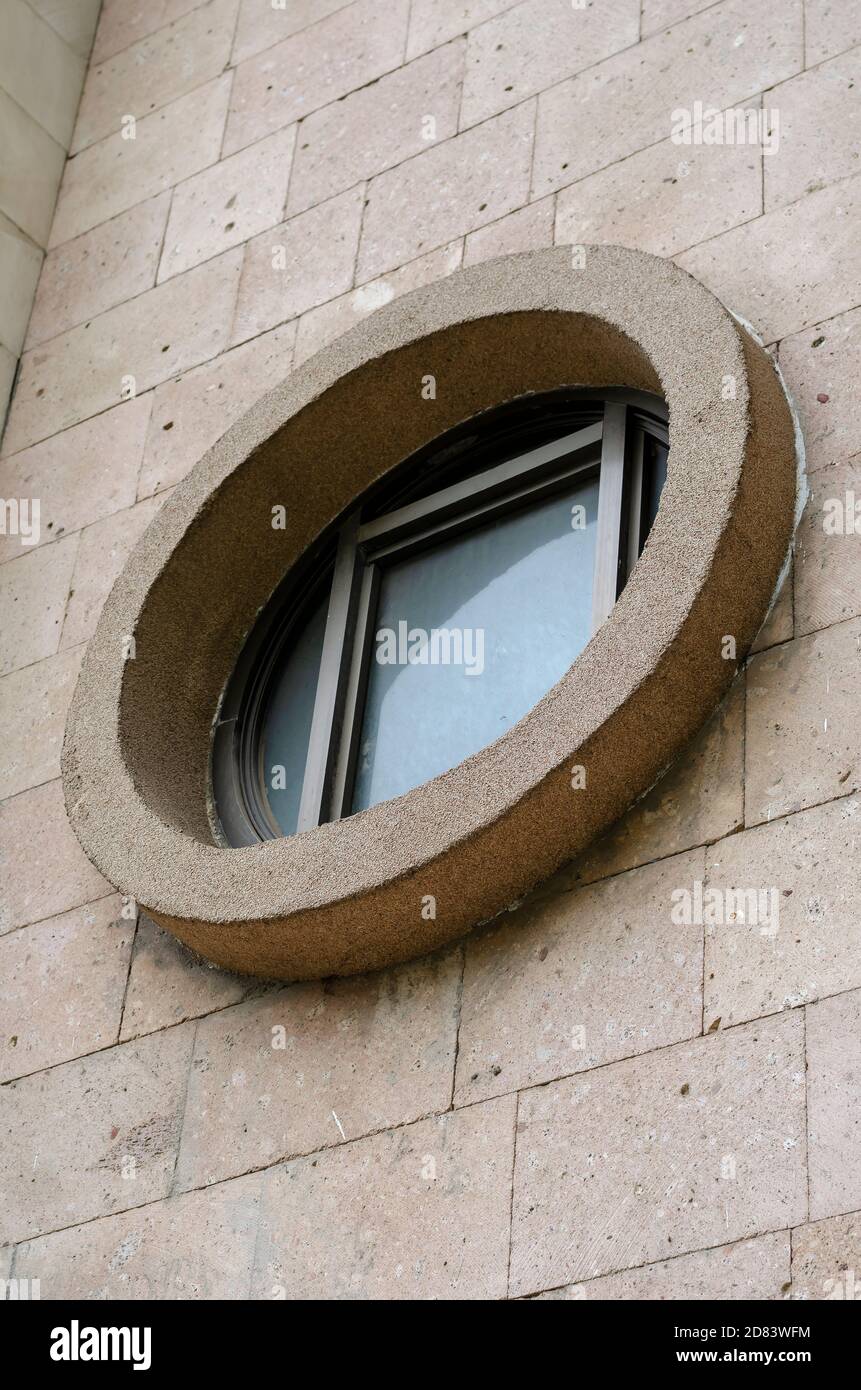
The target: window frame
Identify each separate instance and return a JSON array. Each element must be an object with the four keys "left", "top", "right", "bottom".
[{"left": 213, "top": 389, "right": 668, "bottom": 846}]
